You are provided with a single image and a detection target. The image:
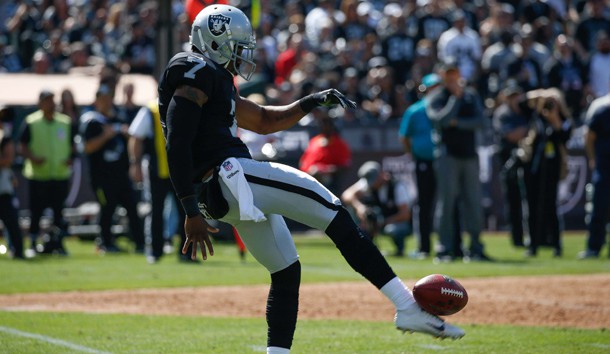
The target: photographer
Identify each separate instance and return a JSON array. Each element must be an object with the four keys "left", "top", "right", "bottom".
[
  {"left": 341, "top": 161, "right": 412, "bottom": 257},
  {"left": 492, "top": 81, "right": 530, "bottom": 247},
  {"left": 519, "top": 88, "right": 572, "bottom": 257}
]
